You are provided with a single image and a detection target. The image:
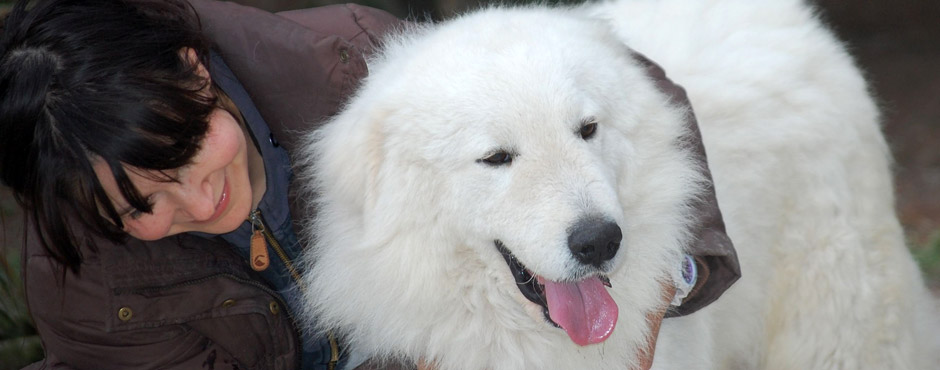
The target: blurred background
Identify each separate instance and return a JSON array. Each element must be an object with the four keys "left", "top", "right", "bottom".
[{"left": 1, "top": 0, "right": 938, "bottom": 368}]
